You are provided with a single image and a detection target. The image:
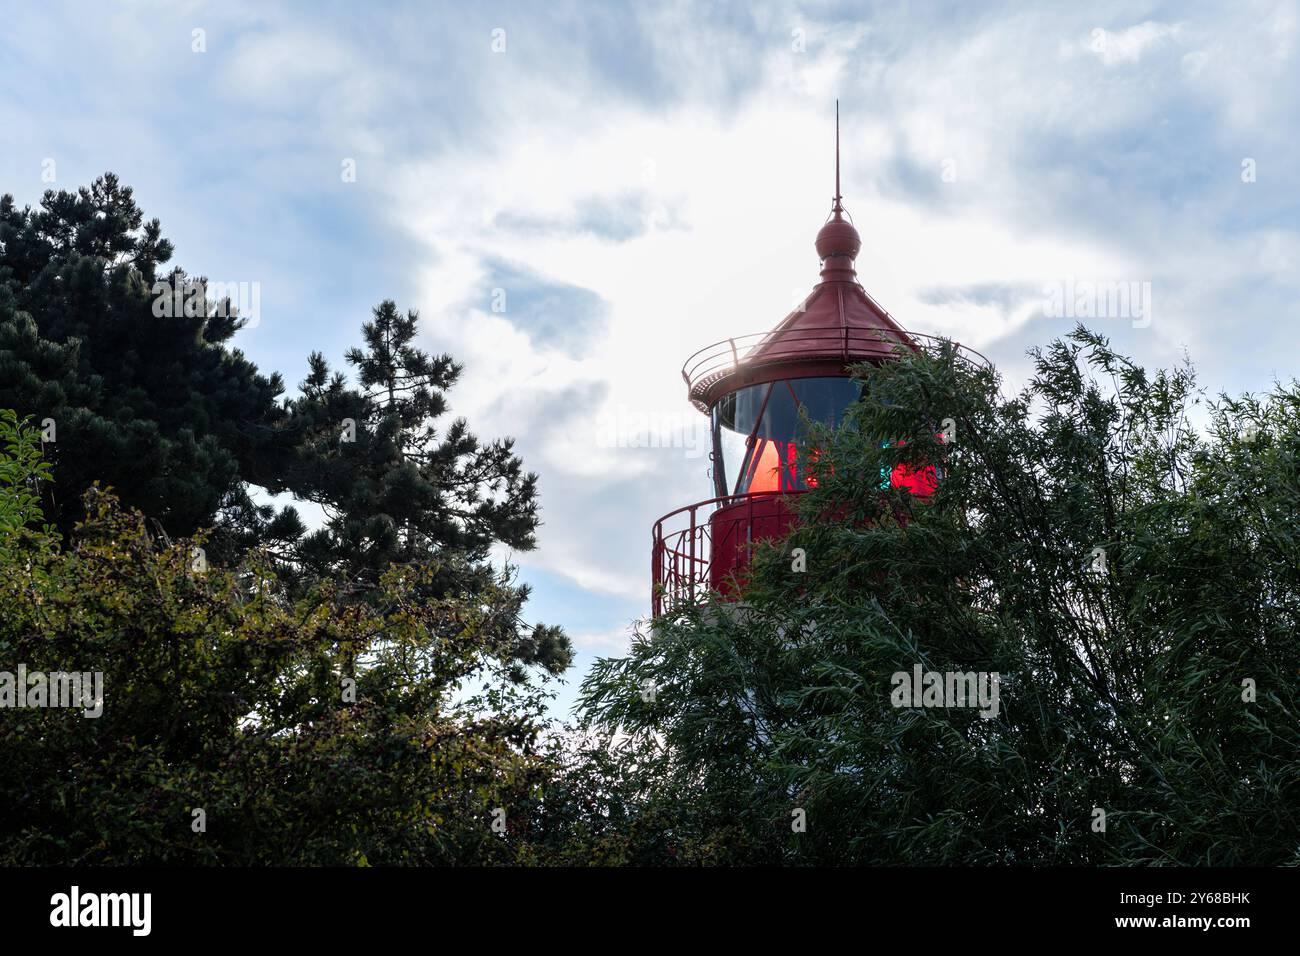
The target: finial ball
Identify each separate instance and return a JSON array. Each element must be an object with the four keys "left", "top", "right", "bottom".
[{"left": 815, "top": 215, "right": 861, "bottom": 262}]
